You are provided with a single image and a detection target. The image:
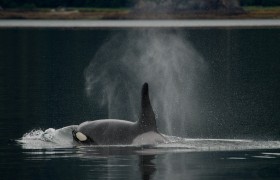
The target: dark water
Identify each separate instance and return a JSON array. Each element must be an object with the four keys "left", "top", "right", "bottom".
[
  {"left": 1, "top": 27, "right": 280, "bottom": 179},
  {"left": 2, "top": 145, "right": 280, "bottom": 180}
]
